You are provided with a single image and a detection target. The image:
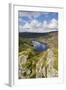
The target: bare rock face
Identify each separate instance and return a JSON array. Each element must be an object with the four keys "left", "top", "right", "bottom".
[
  {"left": 47, "top": 49, "right": 54, "bottom": 77},
  {"left": 47, "top": 49, "right": 58, "bottom": 77},
  {"left": 19, "top": 55, "right": 28, "bottom": 65},
  {"left": 36, "top": 58, "right": 43, "bottom": 78},
  {"left": 36, "top": 48, "right": 58, "bottom": 78},
  {"left": 36, "top": 51, "right": 48, "bottom": 78},
  {"left": 18, "top": 55, "right": 28, "bottom": 79},
  {"left": 18, "top": 48, "right": 58, "bottom": 79}
]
